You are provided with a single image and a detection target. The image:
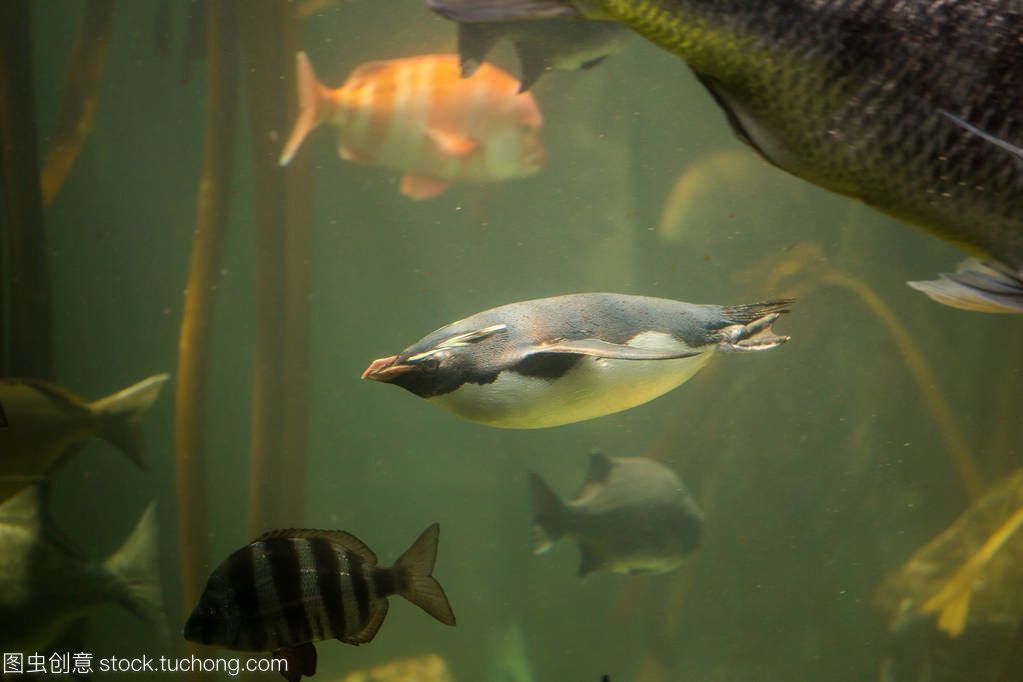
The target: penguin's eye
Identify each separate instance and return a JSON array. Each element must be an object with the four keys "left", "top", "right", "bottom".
[{"left": 420, "top": 357, "right": 440, "bottom": 371}]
